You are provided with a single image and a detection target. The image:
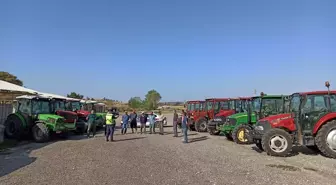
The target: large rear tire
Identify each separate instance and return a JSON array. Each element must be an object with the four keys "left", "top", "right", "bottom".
[
  {"left": 262, "top": 128, "right": 292, "bottom": 157},
  {"left": 4, "top": 114, "right": 23, "bottom": 140},
  {"left": 232, "top": 124, "right": 253, "bottom": 144},
  {"left": 195, "top": 118, "right": 207, "bottom": 132},
  {"left": 315, "top": 120, "right": 336, "bottom": 158},
  {"left": 32, "top": 123, "right": 50, "bottom": 143}
]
